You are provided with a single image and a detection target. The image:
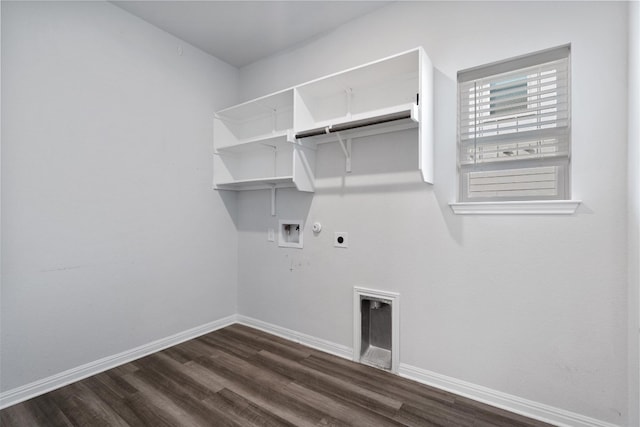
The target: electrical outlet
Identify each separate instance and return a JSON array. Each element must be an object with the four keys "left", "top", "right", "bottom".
[
  {"left": 334, "top": 232, "right": 348, "bottom": 248},
  {"left": 267, "top": 228, "right": 275, "bottom": 242}
]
